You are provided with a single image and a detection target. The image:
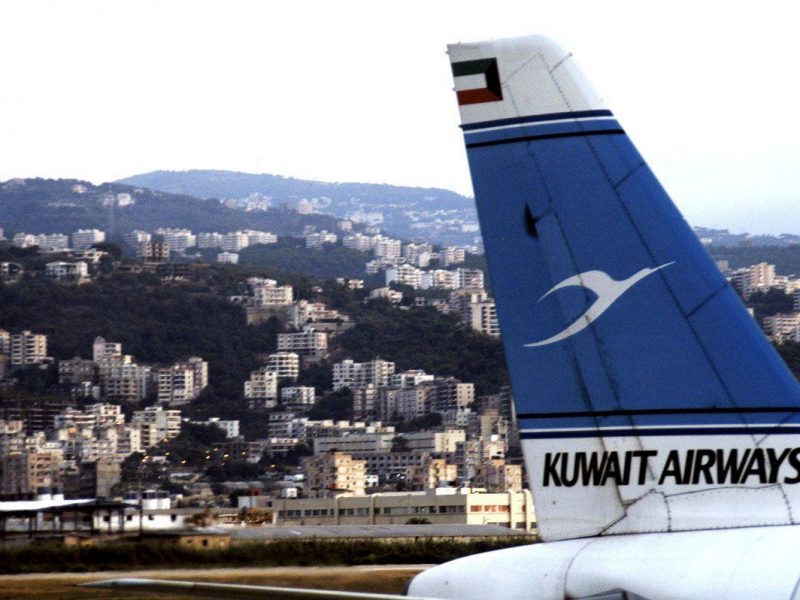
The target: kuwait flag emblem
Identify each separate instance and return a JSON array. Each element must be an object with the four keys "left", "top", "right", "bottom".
[{"left": 451, "top": 58, "right": 503, "bottom": 105}]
